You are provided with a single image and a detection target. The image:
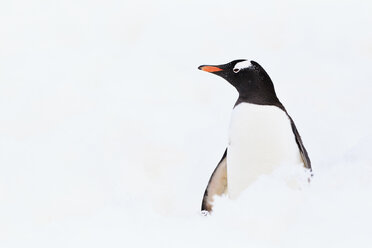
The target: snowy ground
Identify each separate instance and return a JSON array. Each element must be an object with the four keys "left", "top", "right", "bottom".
[{"left": 1, "top": 0, "right": 372, "bottom": 247}]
